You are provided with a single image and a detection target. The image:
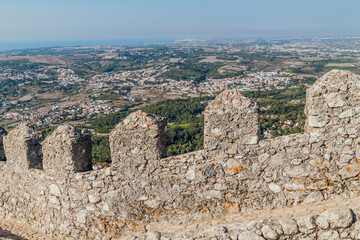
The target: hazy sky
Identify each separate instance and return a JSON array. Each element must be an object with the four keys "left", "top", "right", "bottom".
[{"left": 1, "top": 0, "right": 359, "bottom": 42}]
